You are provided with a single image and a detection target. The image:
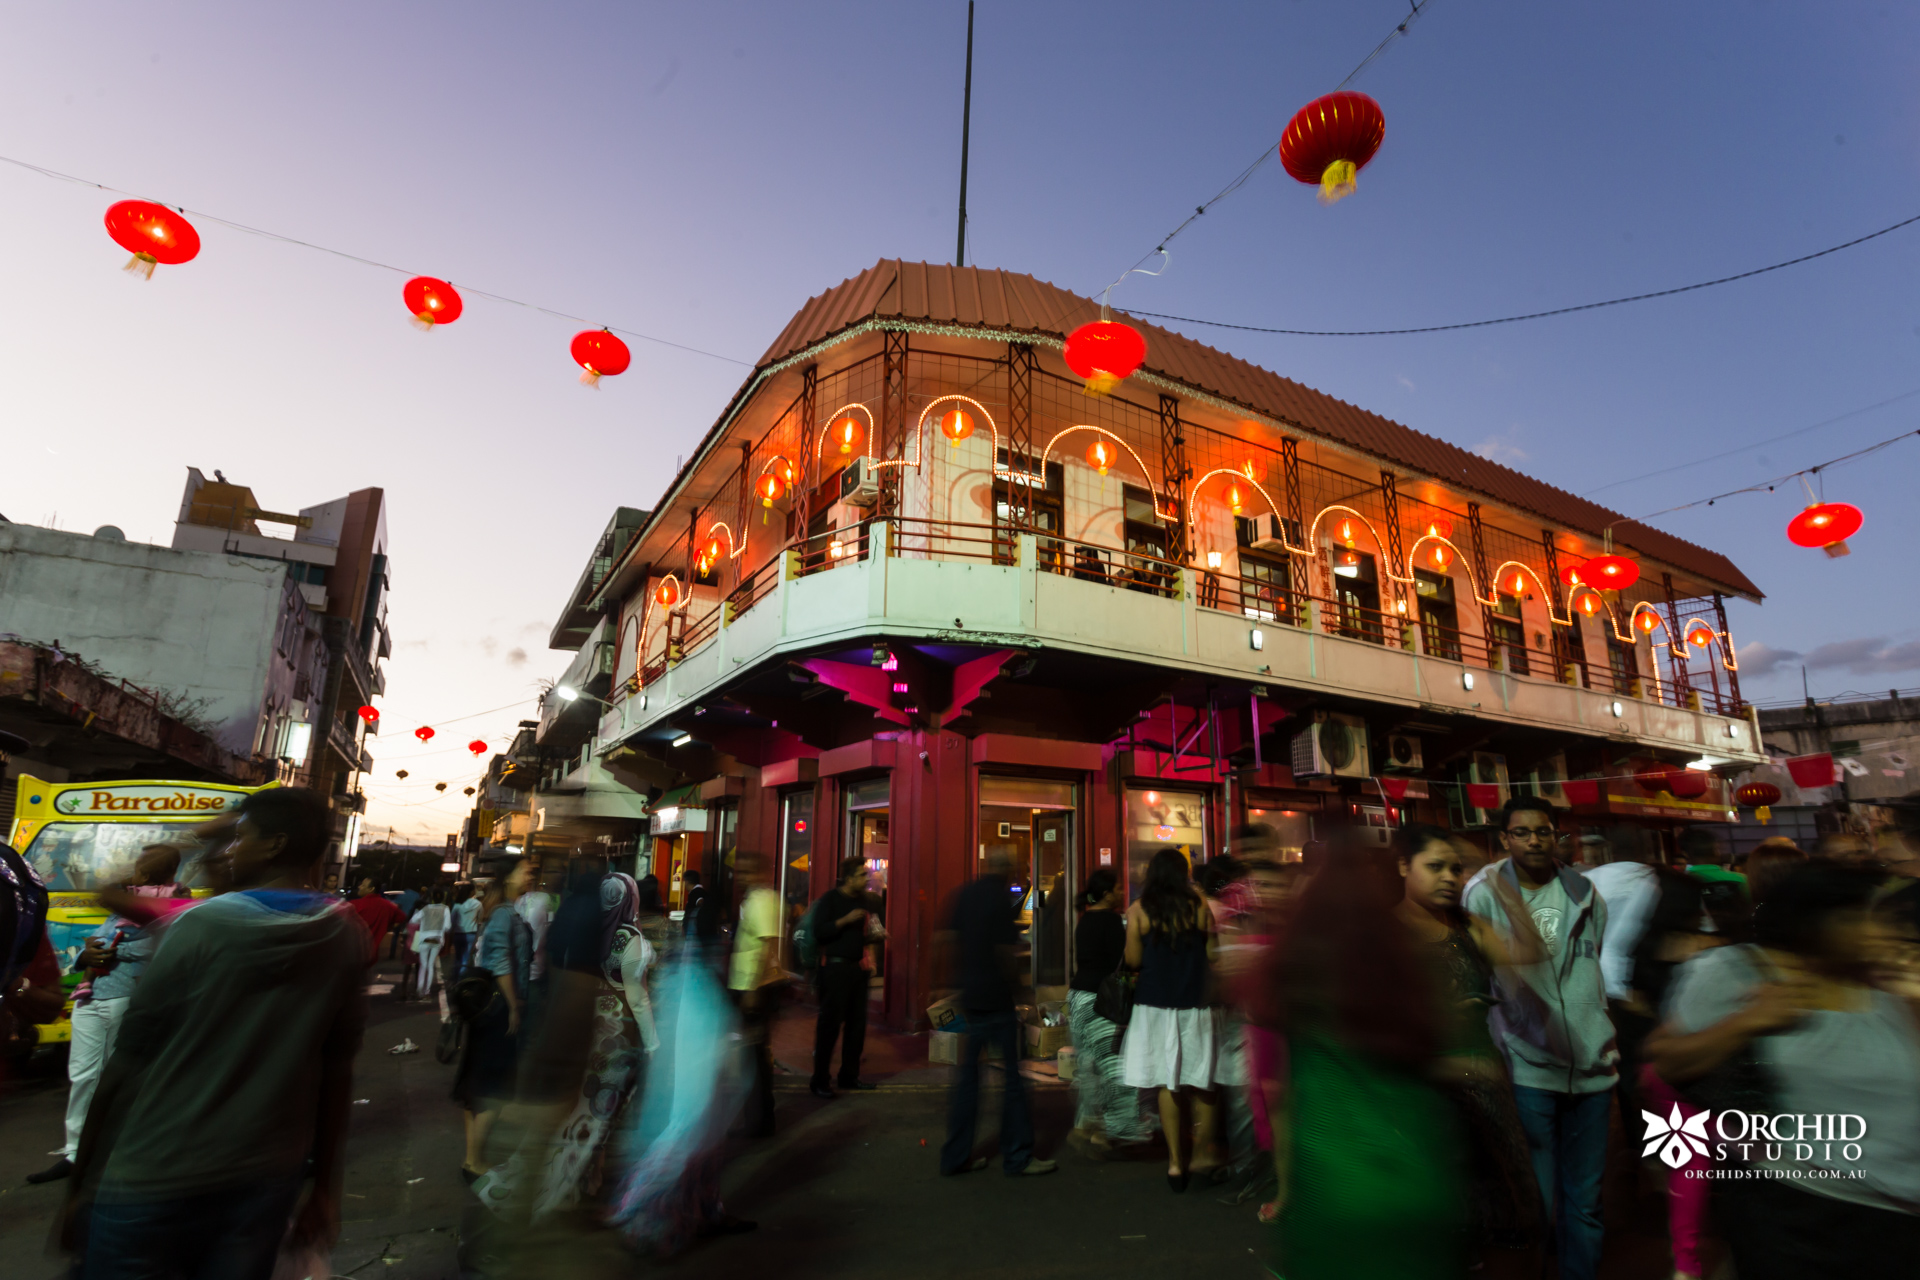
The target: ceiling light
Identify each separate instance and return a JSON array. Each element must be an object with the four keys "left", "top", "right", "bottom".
[{"left": 671, "top": 733, "right": 692, "bottom": 748}]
